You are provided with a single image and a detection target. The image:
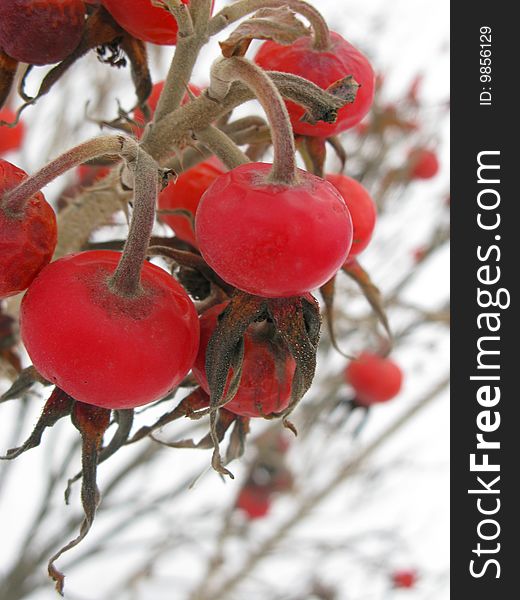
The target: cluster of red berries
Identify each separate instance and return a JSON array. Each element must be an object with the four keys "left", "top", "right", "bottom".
[{"left": 1, "top": 1, "right": 400, "bottom": 420}]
